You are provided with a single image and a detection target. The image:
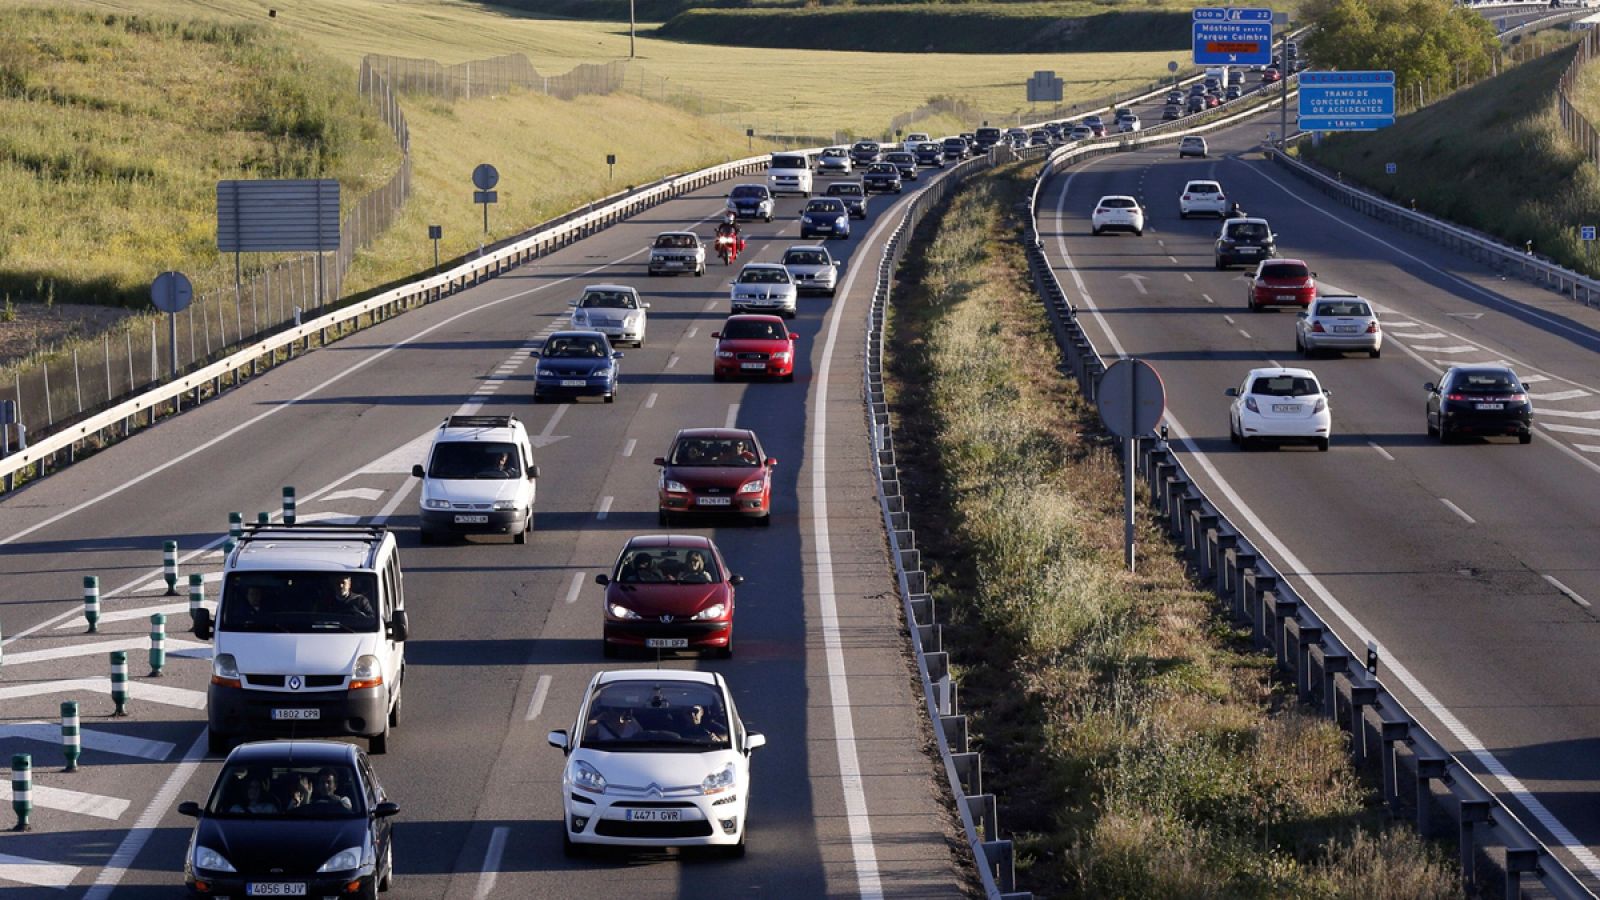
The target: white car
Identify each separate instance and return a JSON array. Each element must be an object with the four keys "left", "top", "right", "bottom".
[
  {"left": 1179, "top": 136, "right": 1209, "bottom": 158},
  {"left": 1296, "top": 293, "right": 1383, "bottom": 358},
  {"left": 570, "top": 284, "right": 649, "bottom": 347},
  {"left": 1179, "top": 180, "right": 1229, "bottom": 218},
  {"left": 766, "top": 152, "right": 813, "bottom": 197},
  {"left": 902, "top": 131, "right": 930, "bottom": 150},
  {"left": 1116, "top": 114, "right": 1142, "bottom": 133},
  {"left": 1091, "top": 195, "right": 1145, "bottom": 236},
  {"left": 816, "top": 147, "right": 853, "bottom": 175},
  {"left": 548, "top": 669, "right": 766, "bottom": 858},
  {"left": 414, "top": 414, "right": 540, "bottom": 543},
  {"left": 648, "top": 231, "right": 706, "bottom": 277},
  {"left": 1069, "top": 125, "right": 1093, "bottom": 141},
  {"left": 730, "top": 263, "right": 798, "bottom": 318},
  {"left": 1226, "top": 367, "right": 1332, "bottom": 451},
  {"left": 781, "top": 244, "right": 840, "bottom": 296}
]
